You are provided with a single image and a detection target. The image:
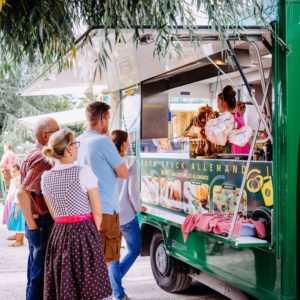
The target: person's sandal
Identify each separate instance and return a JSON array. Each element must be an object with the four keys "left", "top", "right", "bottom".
[{"left": 8, "top": 241, "right": 24, "bottom": 247}]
